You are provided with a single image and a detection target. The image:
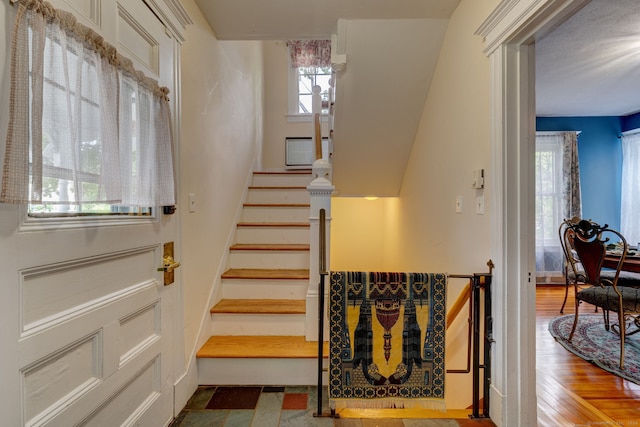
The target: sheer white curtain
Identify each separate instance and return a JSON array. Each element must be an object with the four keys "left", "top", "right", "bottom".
[
  {"left": 621, "top": 131, "right": 640, "bottom": 244},
  {"left": 1, "top": 0, "right": 175, "bottom": 208},
  {"left": 535, "top": 132, "right": 582, "bottom": 281}
]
